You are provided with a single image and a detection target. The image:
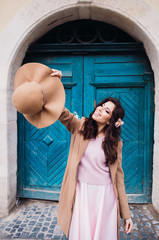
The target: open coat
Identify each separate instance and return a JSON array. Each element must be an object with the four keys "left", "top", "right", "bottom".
[{"left": 57, "top": 108, "right": 131, "bottom": 240}]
